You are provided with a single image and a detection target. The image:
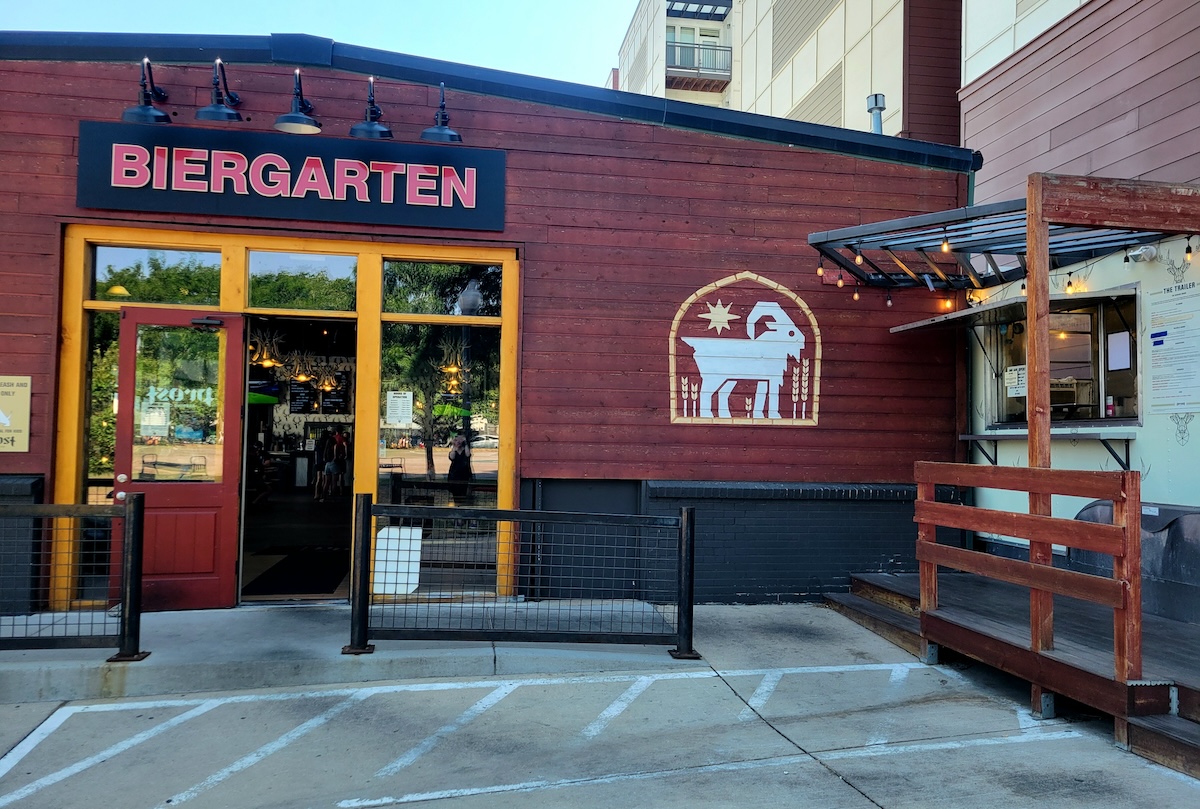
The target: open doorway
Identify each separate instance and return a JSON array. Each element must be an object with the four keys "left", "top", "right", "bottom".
[{"left": 240, "top": 315, "right": 357, "bottom": 601}]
